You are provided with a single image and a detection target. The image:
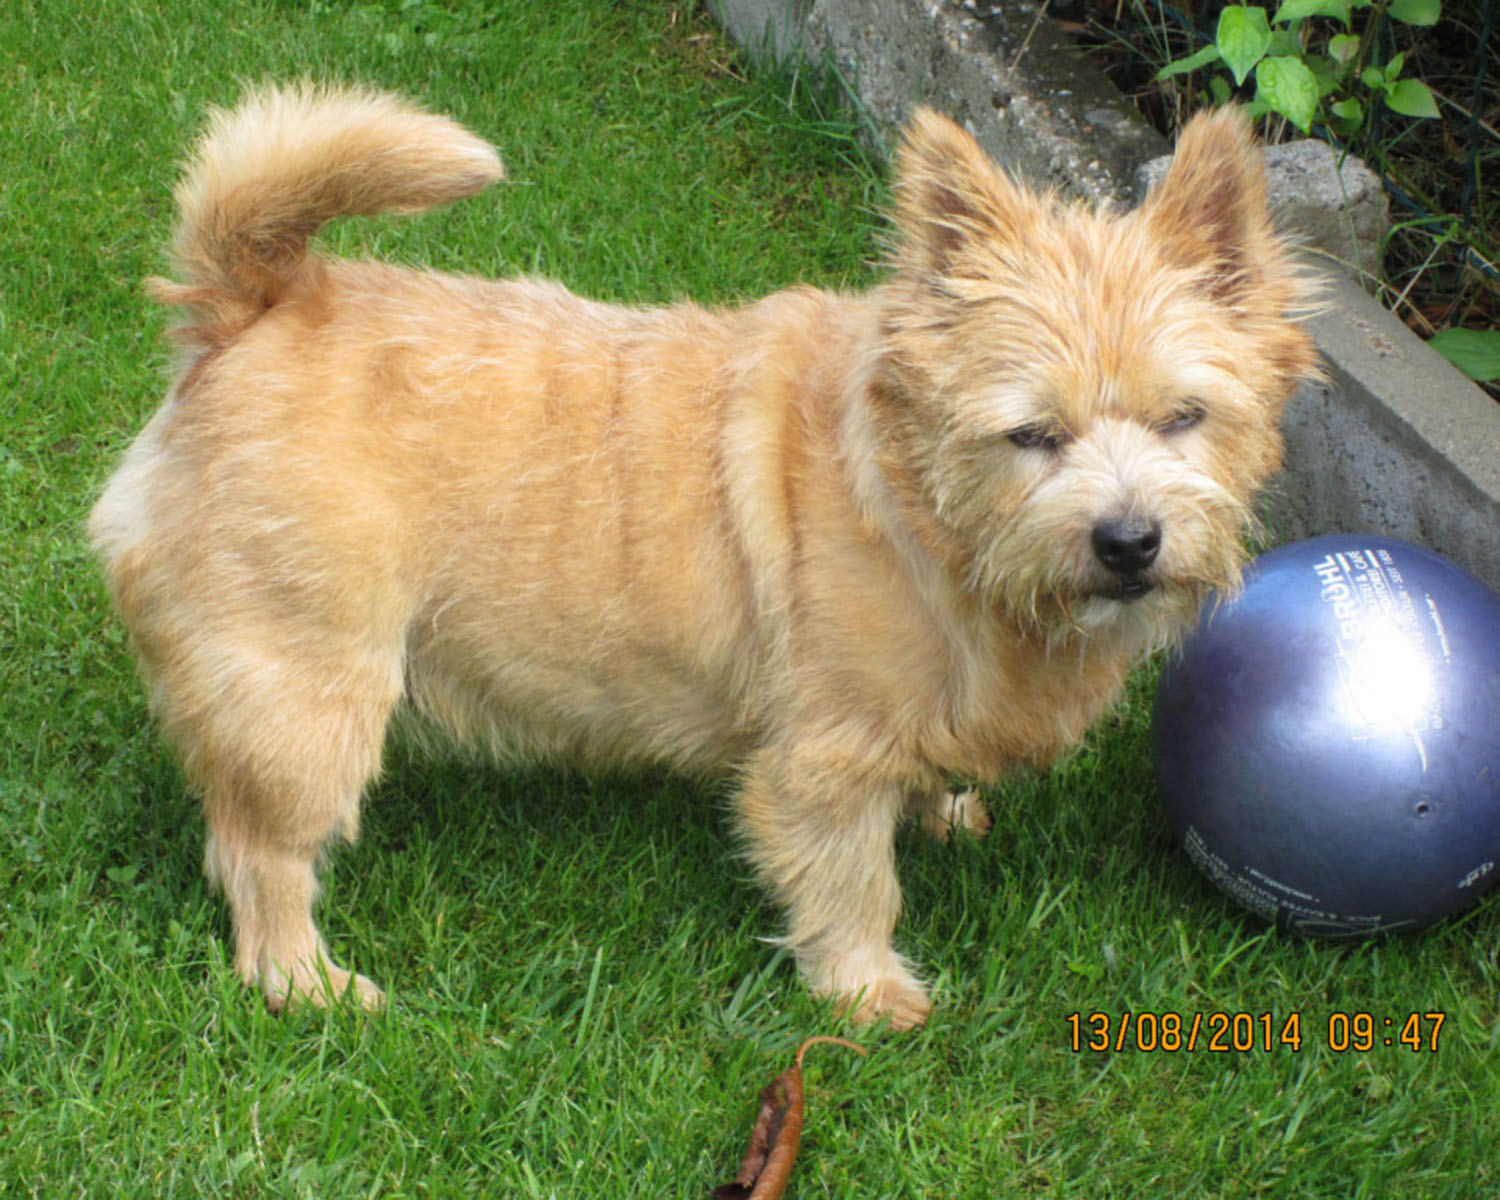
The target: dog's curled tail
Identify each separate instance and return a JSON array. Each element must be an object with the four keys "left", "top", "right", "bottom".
[{"left": 151, "top": 83, "right": 504, "bottom": 345}]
